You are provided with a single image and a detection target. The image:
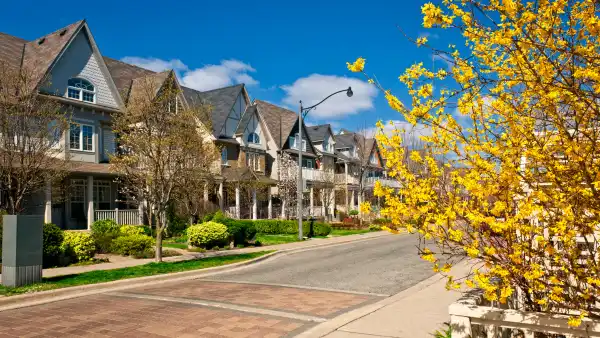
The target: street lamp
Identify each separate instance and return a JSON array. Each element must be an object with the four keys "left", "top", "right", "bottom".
[{"left": 297, "top": 87, "right": 353, "bottom": 240}]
